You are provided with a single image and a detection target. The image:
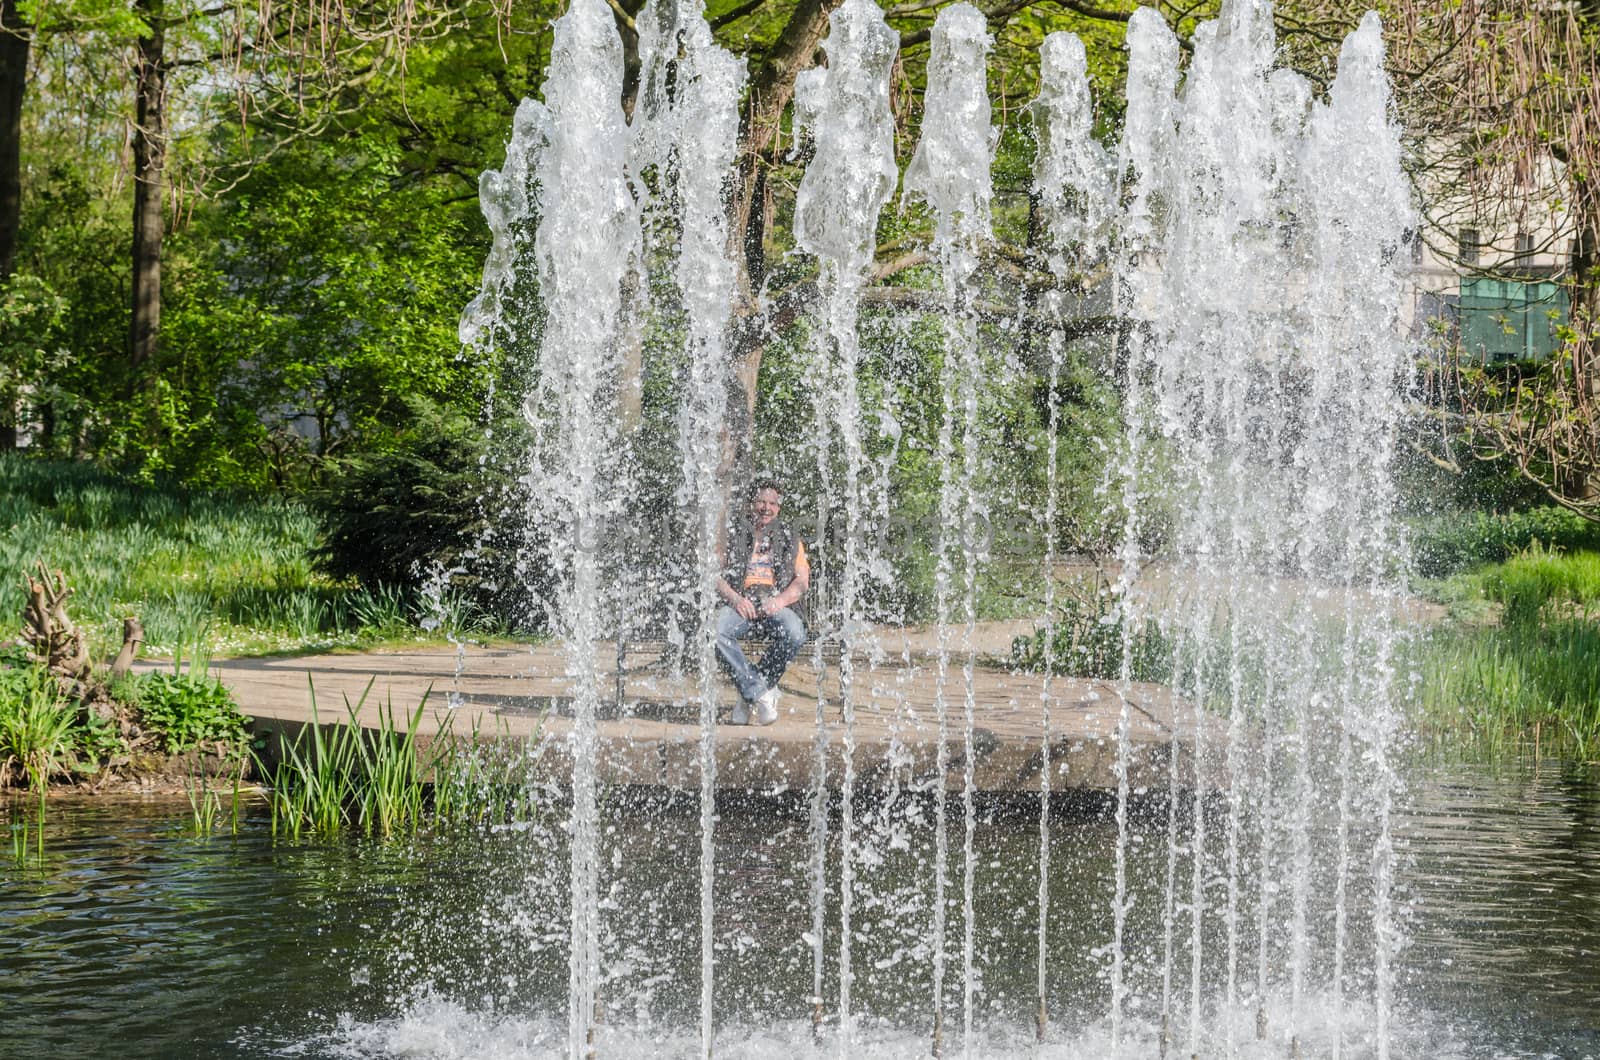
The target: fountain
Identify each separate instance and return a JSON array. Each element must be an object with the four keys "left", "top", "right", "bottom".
[{"left": 455, "top": 0, "right": 1415, "bottom": 1055}]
